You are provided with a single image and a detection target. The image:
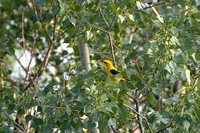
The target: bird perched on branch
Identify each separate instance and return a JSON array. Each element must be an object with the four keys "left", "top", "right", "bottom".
[
  {"left": 103, "top": 60, "right": 119, "bottom": 76},
  {"left": 103, "top": 59, "right": 125, "bottom": 83}
]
